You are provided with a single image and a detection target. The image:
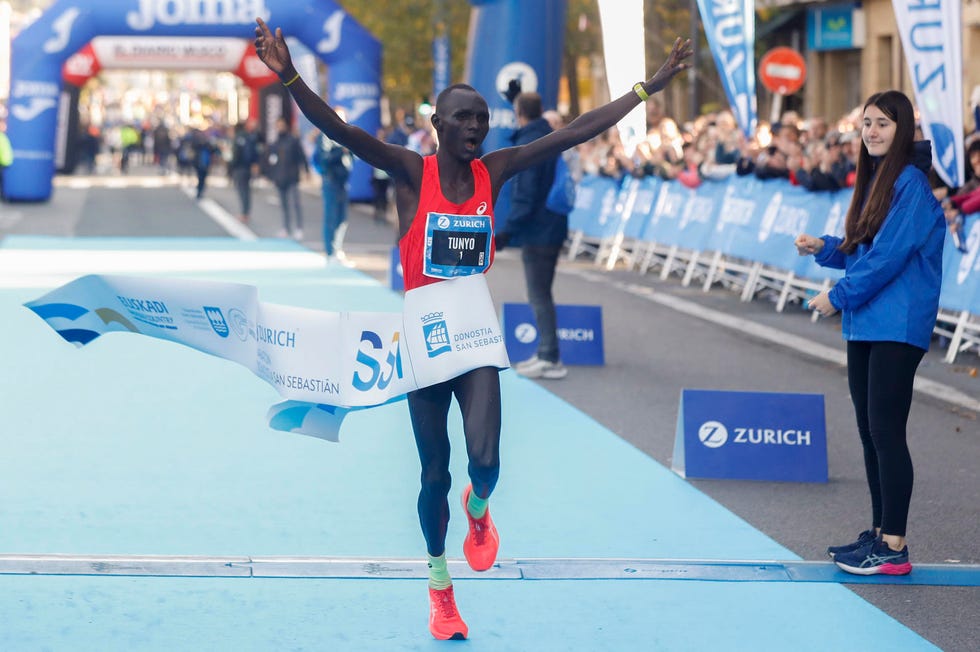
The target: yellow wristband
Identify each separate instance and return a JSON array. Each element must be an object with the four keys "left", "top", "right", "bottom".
[
  {"left": 282, "top": 72, "right": 301, "bottom": 87},
  {"left": 633, "top": 83, "right": 649, "bottom": 102}
]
